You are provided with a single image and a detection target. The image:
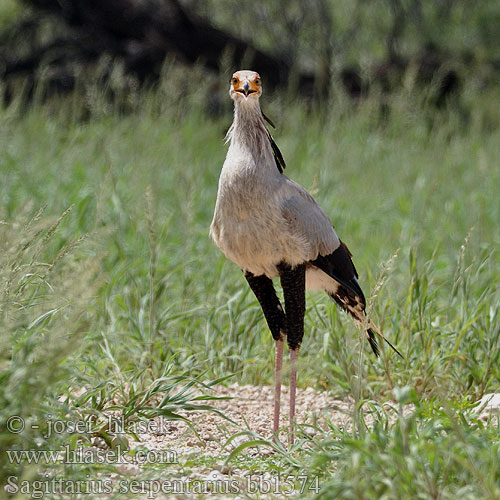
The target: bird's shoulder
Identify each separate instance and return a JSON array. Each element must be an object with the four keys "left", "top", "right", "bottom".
[
  {"left": 279, "top": 177, "right": 340, "bottom": 256},
  {"left": 279, "top": 177, "right": 328, "bottom": 220}
]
